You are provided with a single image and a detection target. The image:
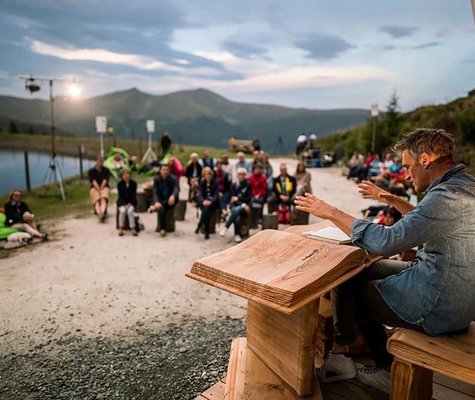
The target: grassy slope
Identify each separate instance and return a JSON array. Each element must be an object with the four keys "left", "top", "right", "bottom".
[{"left": 314, "top": 92, "right": 475, "bottom": 174}]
